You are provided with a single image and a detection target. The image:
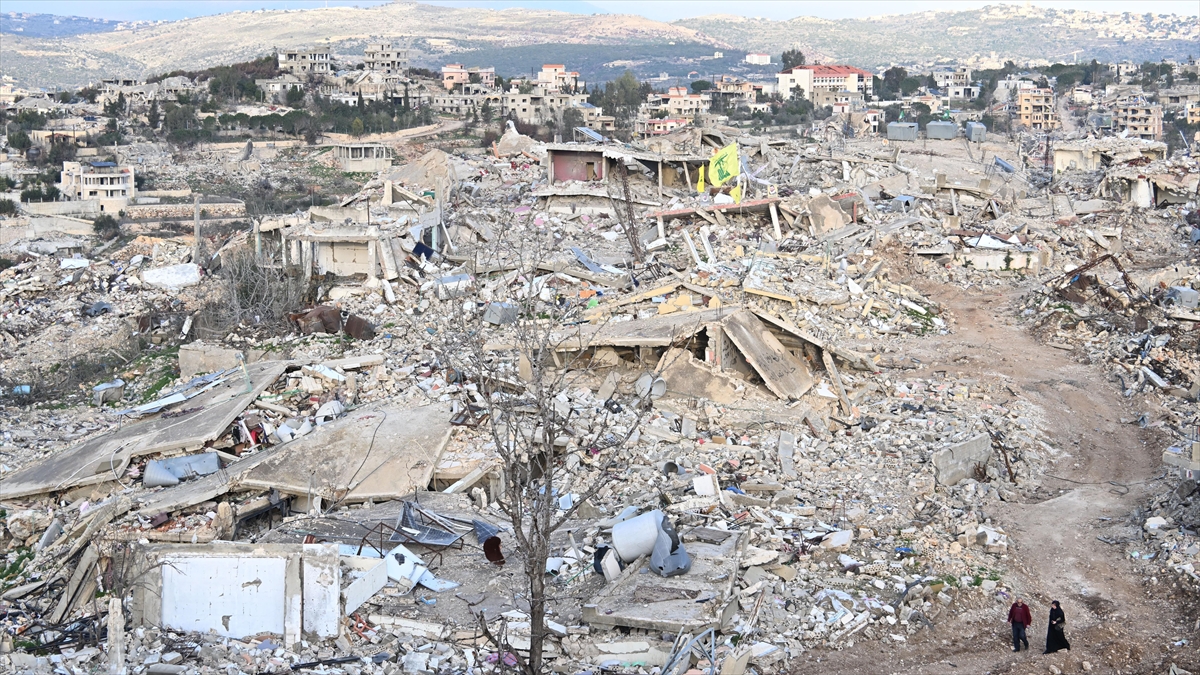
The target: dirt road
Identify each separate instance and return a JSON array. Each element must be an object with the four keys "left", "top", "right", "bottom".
[{"left": 793, "top": 281, "right": 1196, "bottom": 675}]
